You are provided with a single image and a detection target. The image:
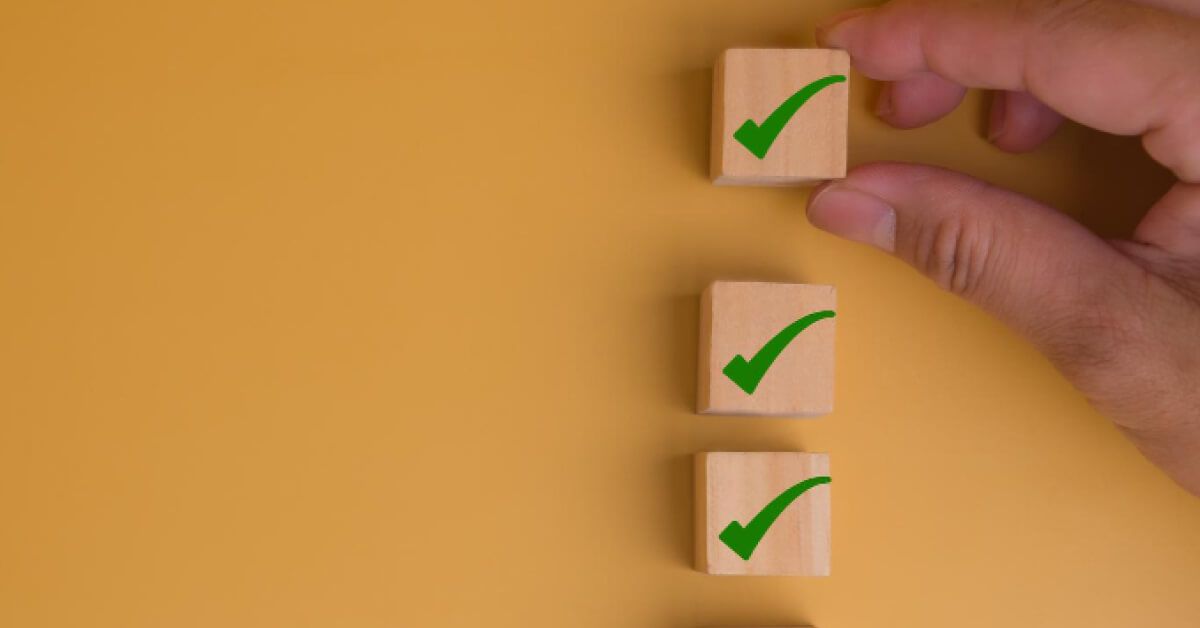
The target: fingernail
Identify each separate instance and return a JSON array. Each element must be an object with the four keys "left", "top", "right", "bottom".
[
  {"left": 988, "top": 91, "right": 1007, "bottom": 142},
  {"left": 875, "top": 83, "right": 893, "bottom": 120},
  {"left": 807, "top": 183, "right": 897, "bottom": 252},
  {"left": 815, "top": 8, "right": 871, "bottom": 47}
]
